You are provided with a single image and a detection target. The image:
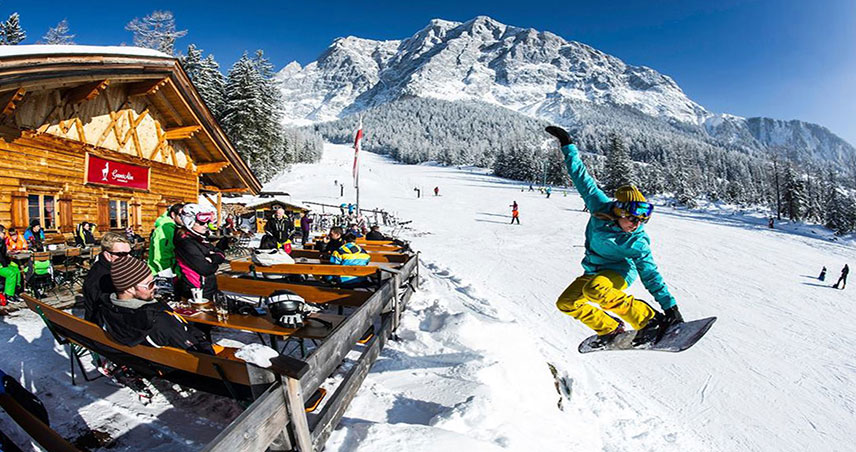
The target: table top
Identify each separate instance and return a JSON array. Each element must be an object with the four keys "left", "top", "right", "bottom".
[
  {"left": 229, "top": 258, "right": 385, "bottom": 276},
  {"left": 178, "top": 307, "right": 344, "bottom": 339}
]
